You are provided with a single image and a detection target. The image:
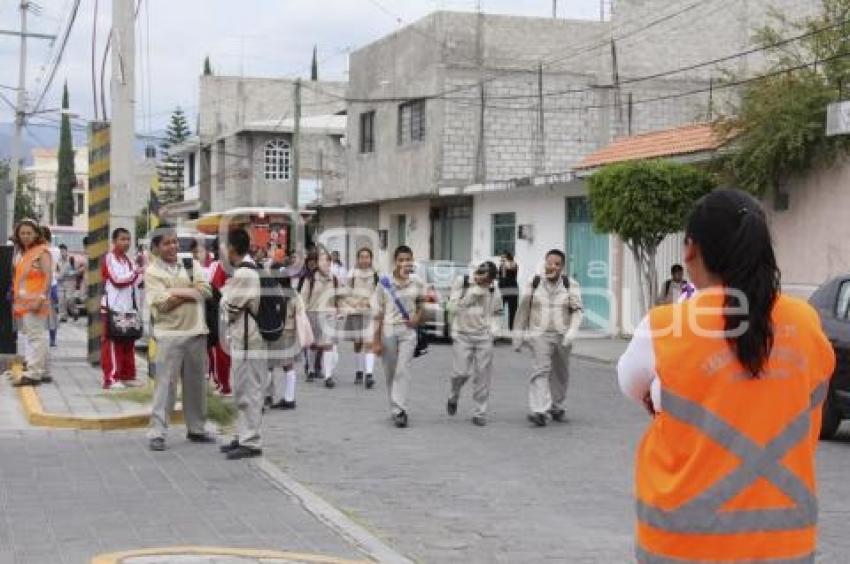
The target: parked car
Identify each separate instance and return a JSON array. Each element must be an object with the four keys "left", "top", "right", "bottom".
[
  {"left": 415, "top": 261, "right": 471, "bottom": 340},
  {"left": 808, "top": 275, "right": 850, "bottom": 439}
]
